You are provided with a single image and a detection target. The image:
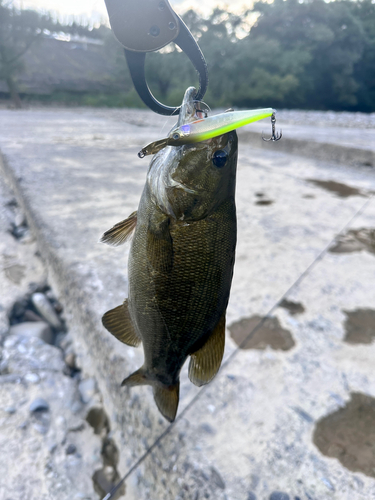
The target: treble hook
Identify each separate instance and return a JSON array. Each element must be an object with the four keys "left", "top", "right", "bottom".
[{"left": 262, "top": 113, "right": 282, "bottom": 142}]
